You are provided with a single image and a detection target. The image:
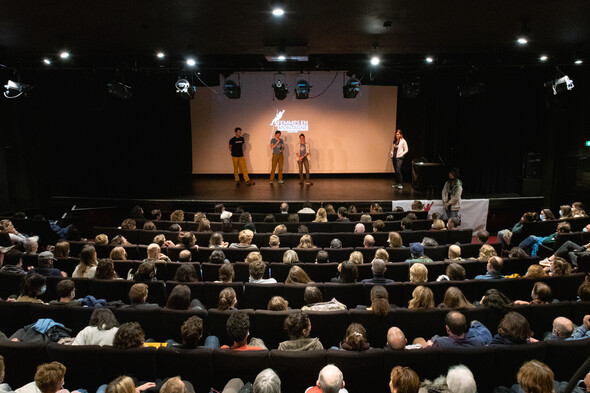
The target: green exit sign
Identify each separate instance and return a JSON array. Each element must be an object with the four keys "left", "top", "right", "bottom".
[{"left": 586, "top": 141, "right": 590, "bottom": 147}]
